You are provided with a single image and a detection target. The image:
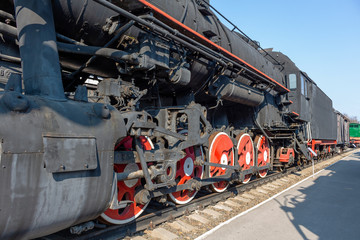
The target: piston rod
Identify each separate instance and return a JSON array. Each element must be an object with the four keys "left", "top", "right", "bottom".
[{"left": 116, "top": 168, "right": 153, "bottom": 181}]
